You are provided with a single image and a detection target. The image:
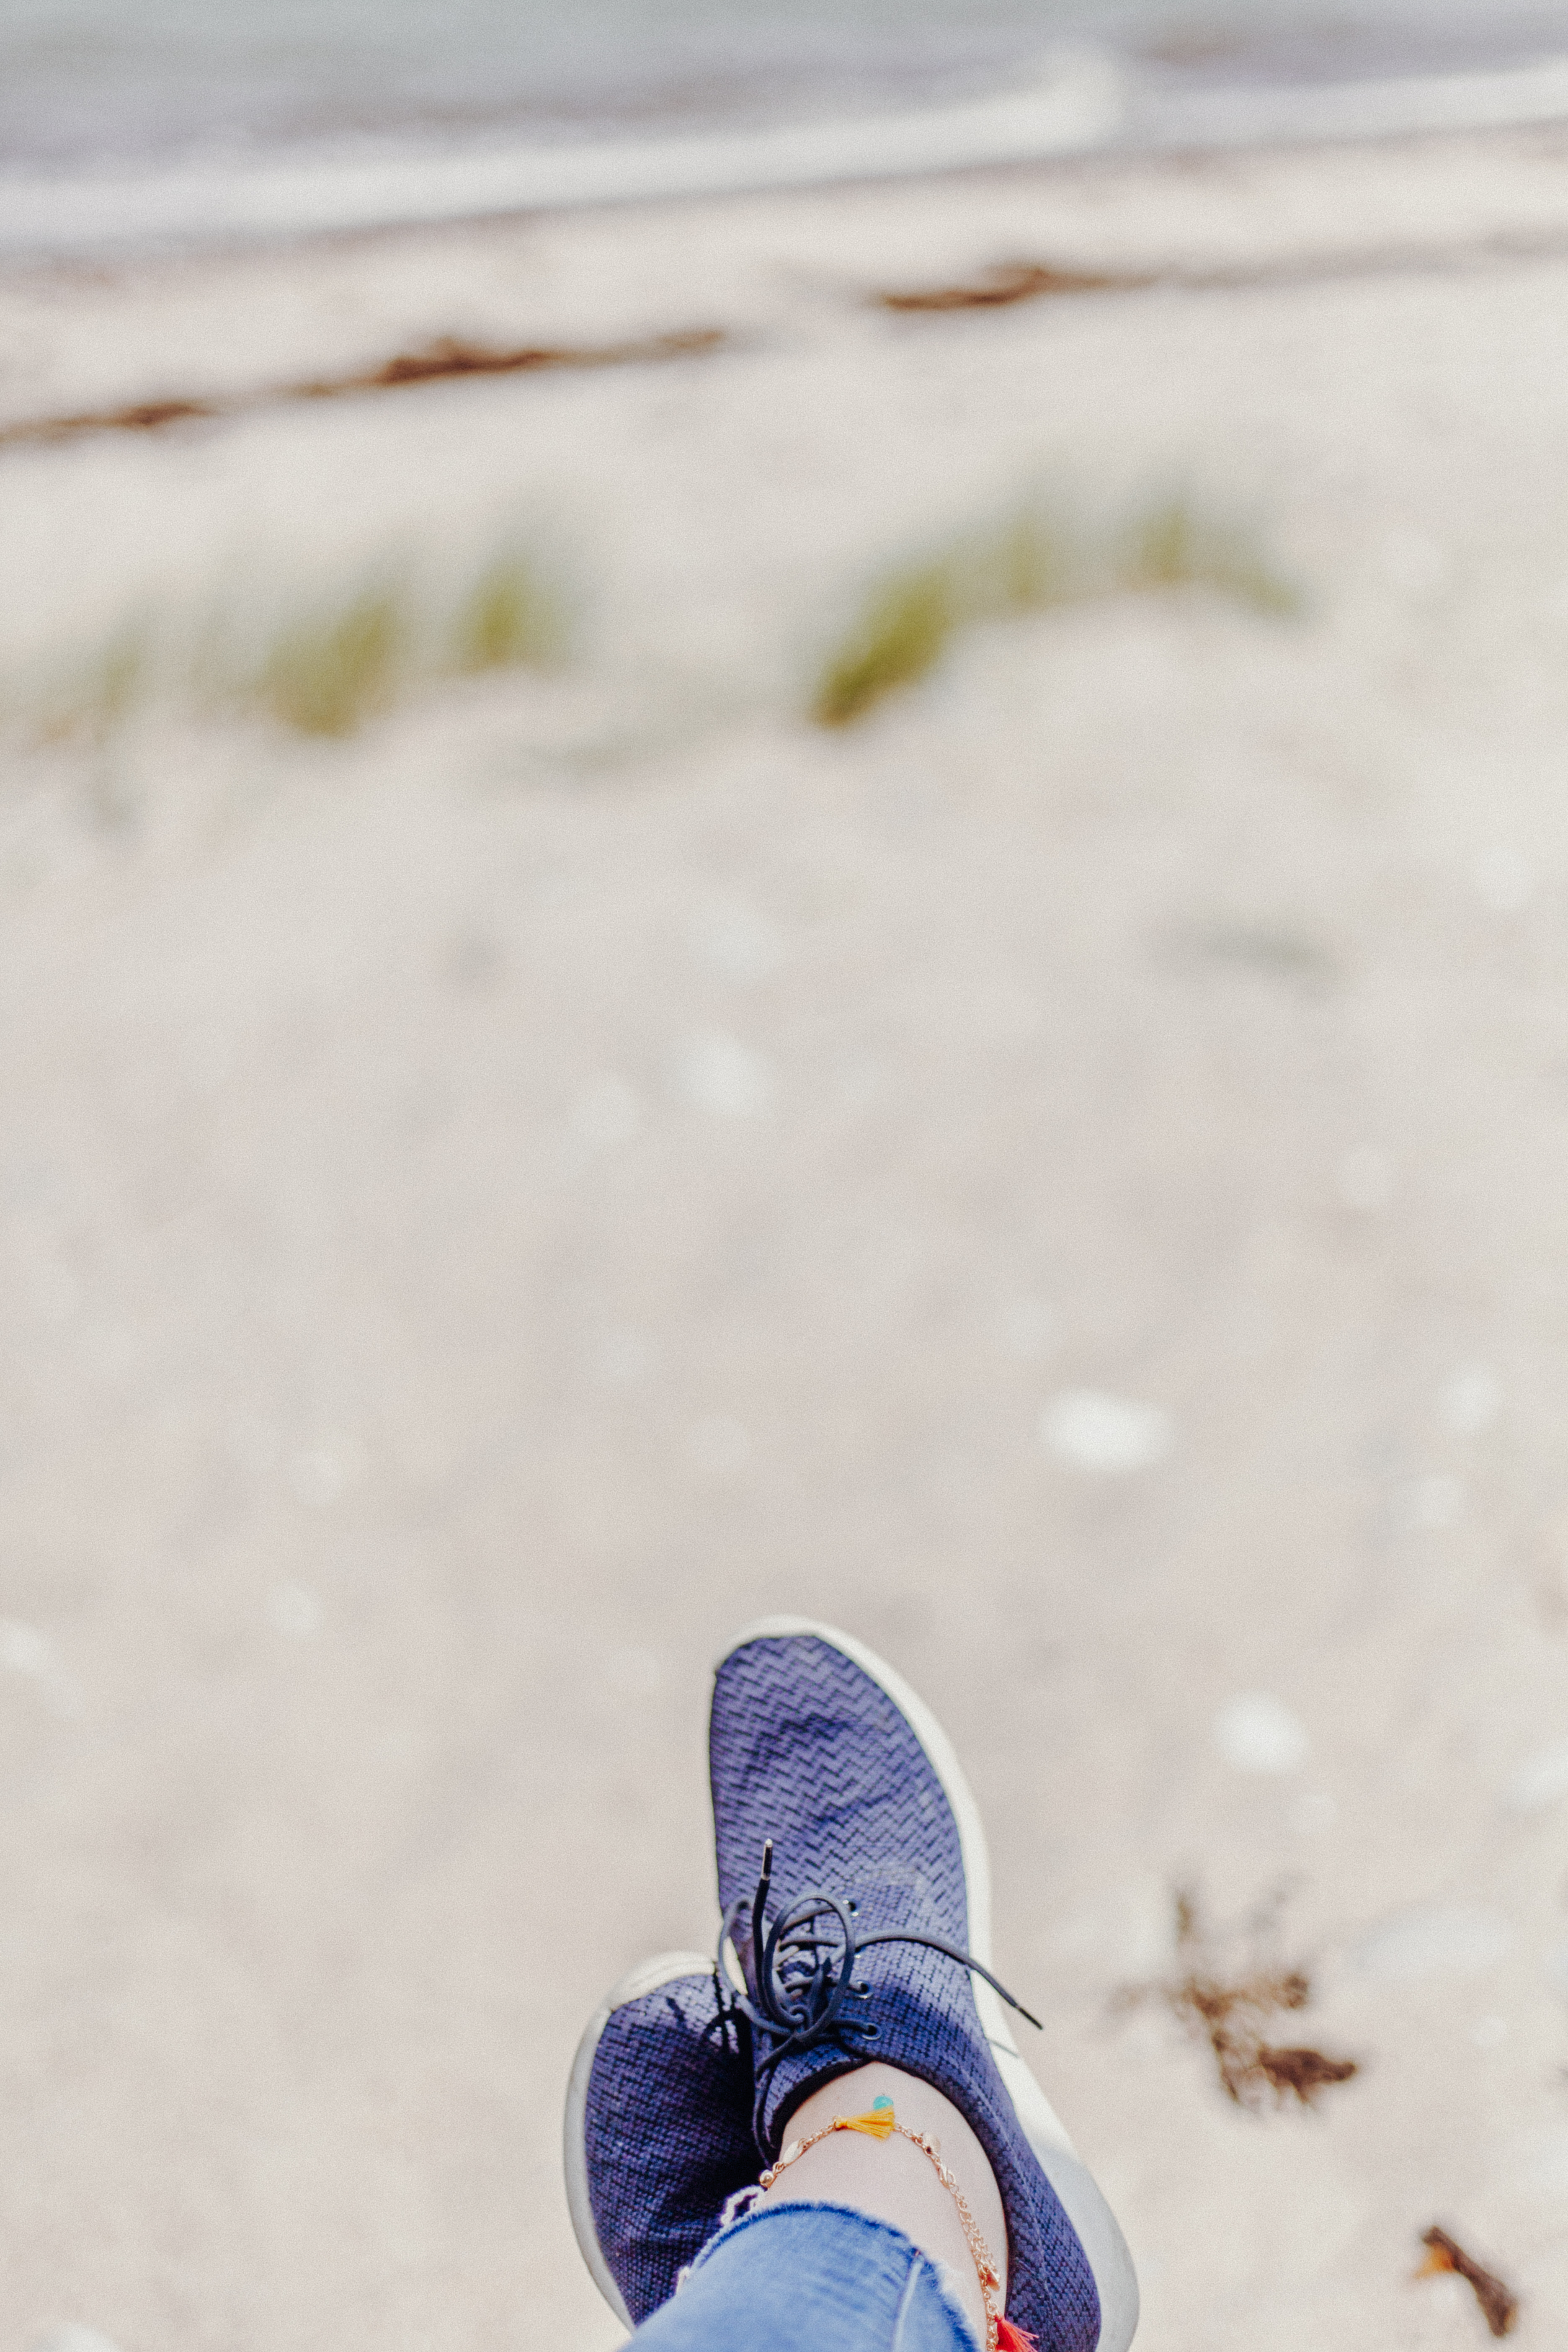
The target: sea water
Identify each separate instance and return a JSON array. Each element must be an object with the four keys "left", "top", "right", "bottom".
[{"left": 4, "top": 0, "right": 1568, "bottom": 256}]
